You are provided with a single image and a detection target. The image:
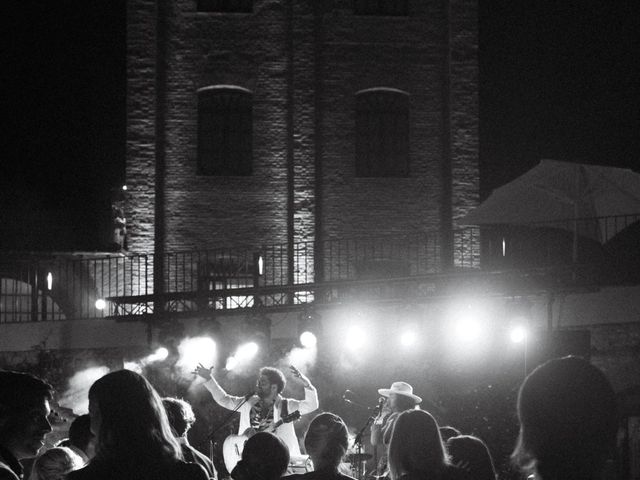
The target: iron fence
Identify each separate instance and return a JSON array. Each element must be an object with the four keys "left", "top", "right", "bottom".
[{"left": 2, "top": 215, "right": 639, "bottom": 323}]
